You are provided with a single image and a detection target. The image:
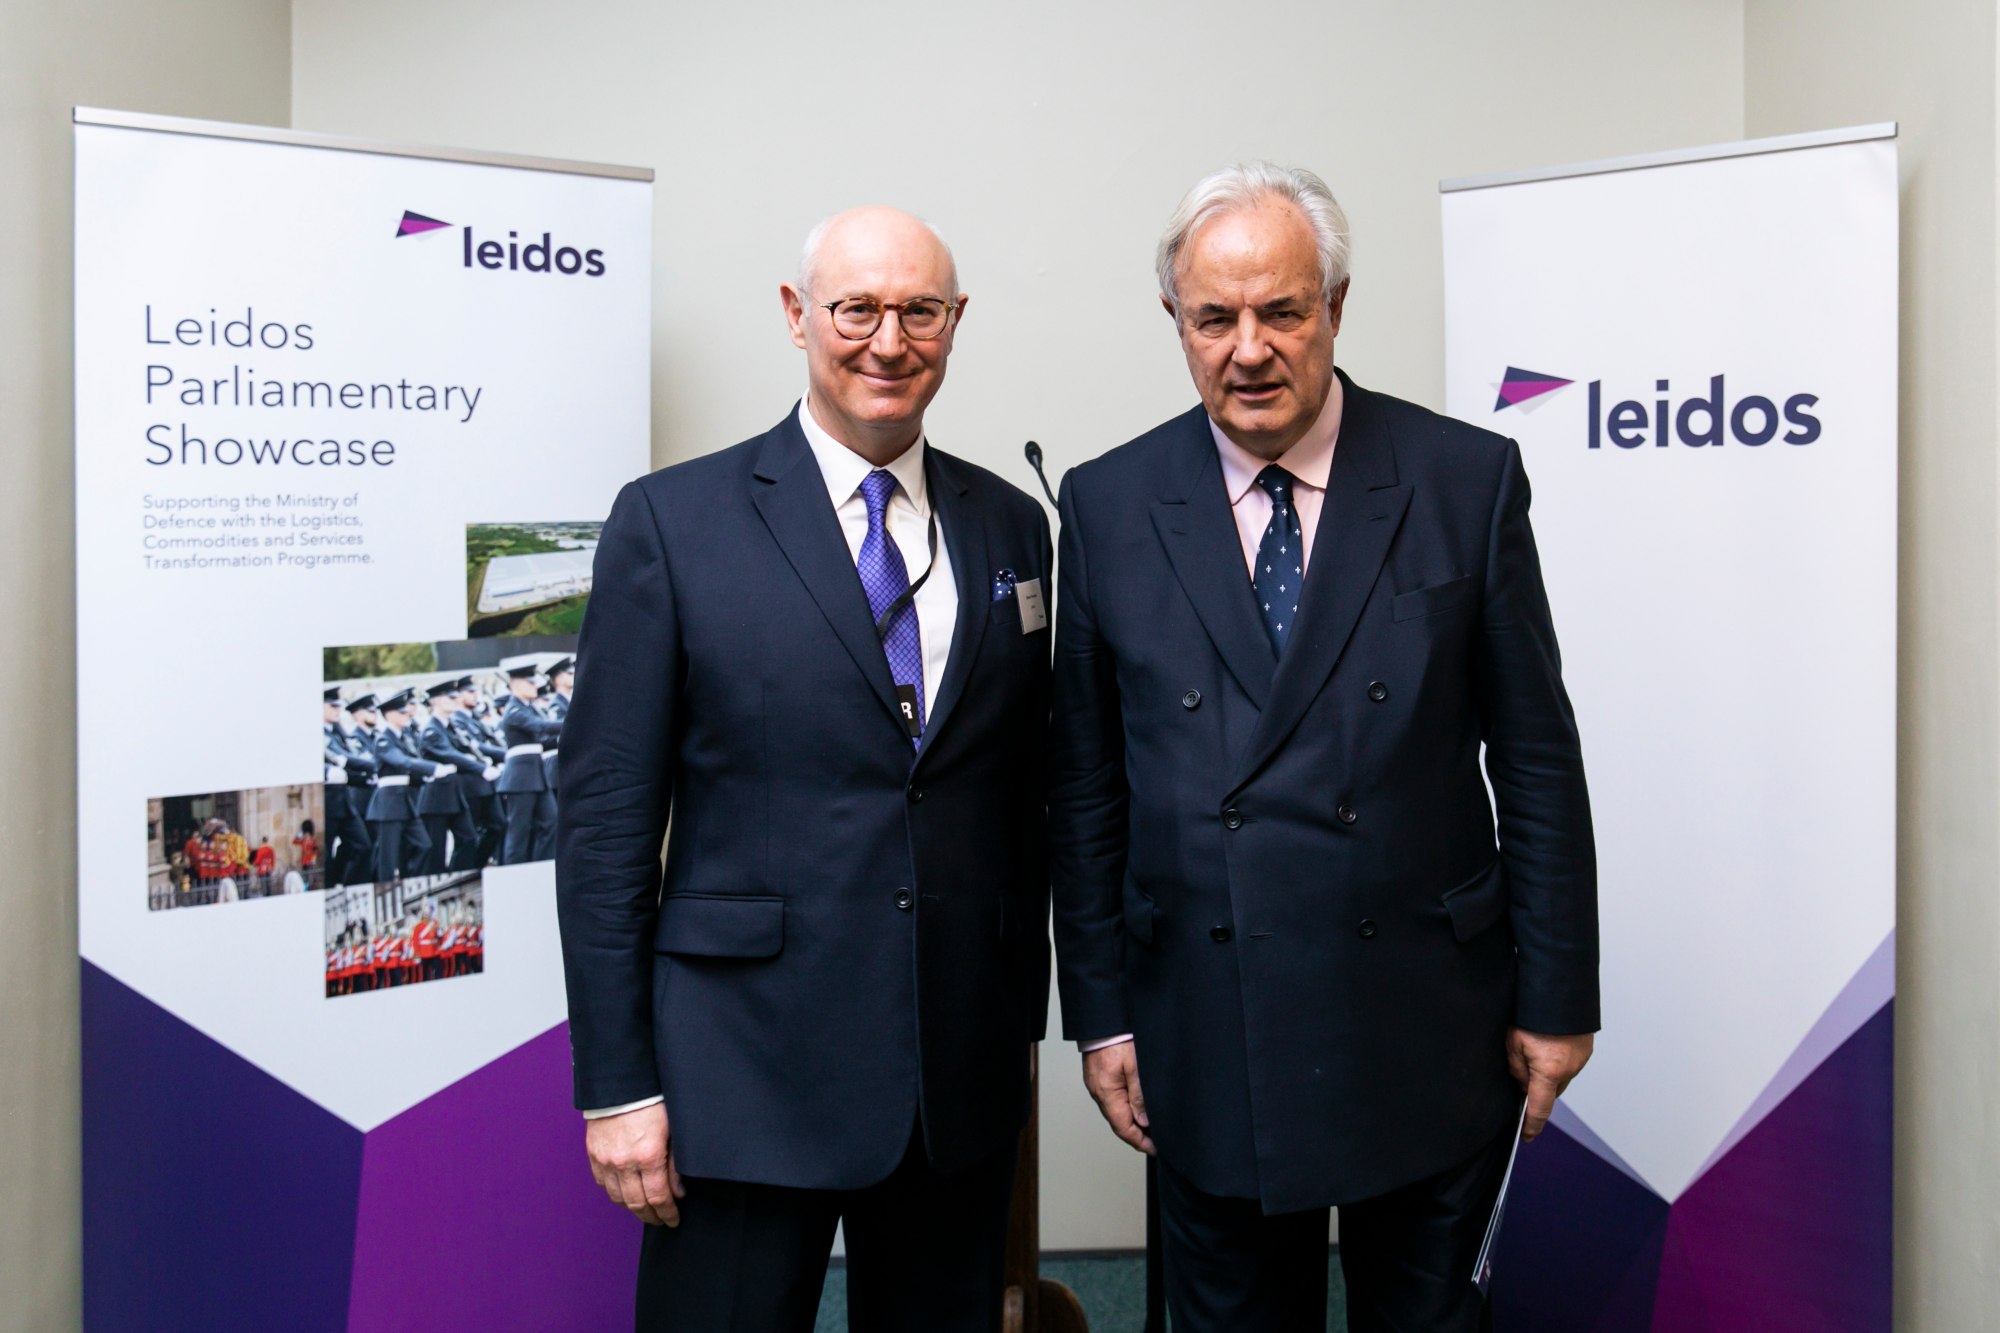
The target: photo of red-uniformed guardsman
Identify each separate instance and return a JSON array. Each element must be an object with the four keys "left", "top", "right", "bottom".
[
  {"left": 322, "top": 874, "right": 485, "bottom": 1001},
  {"left": 413, "top": 909, "right": 441, "bottom": 982}
]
